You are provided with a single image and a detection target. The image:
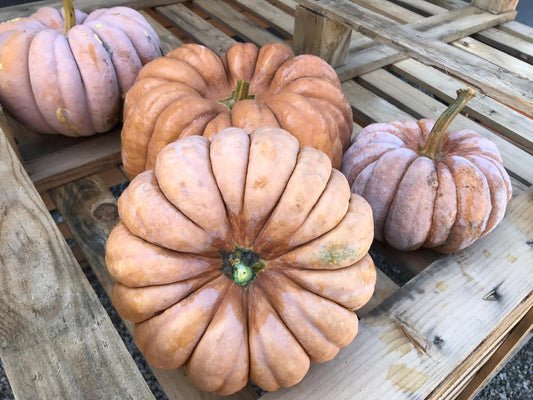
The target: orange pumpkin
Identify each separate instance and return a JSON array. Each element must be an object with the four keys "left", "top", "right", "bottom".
[
  {"left": 0, "top": 0, "right": 161, "bottom": 136},
  {"left": 106, "top": 126, "right": 375, "bottom": 394},
  {"left": 342, "top": 88, "right": 512, "bottom": 253},
  {"left": 121, "top": 42, "right": 353, "bottom": 178}
]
